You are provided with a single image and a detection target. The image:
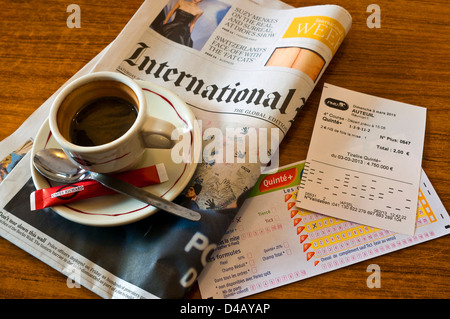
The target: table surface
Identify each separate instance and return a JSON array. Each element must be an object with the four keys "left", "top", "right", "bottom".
[{"left": 0, "top": 0, "right": 448, "bottom": 299}]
